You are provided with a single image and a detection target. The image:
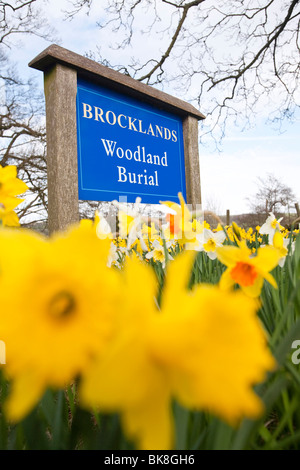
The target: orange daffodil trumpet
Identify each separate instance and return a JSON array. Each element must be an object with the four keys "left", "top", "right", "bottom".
[
  {"left": 216, "top": 240, "right": 281, "bottom": 297},
  {"left": 160, "top": 192, "right": 196, "bottom": 245}
]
